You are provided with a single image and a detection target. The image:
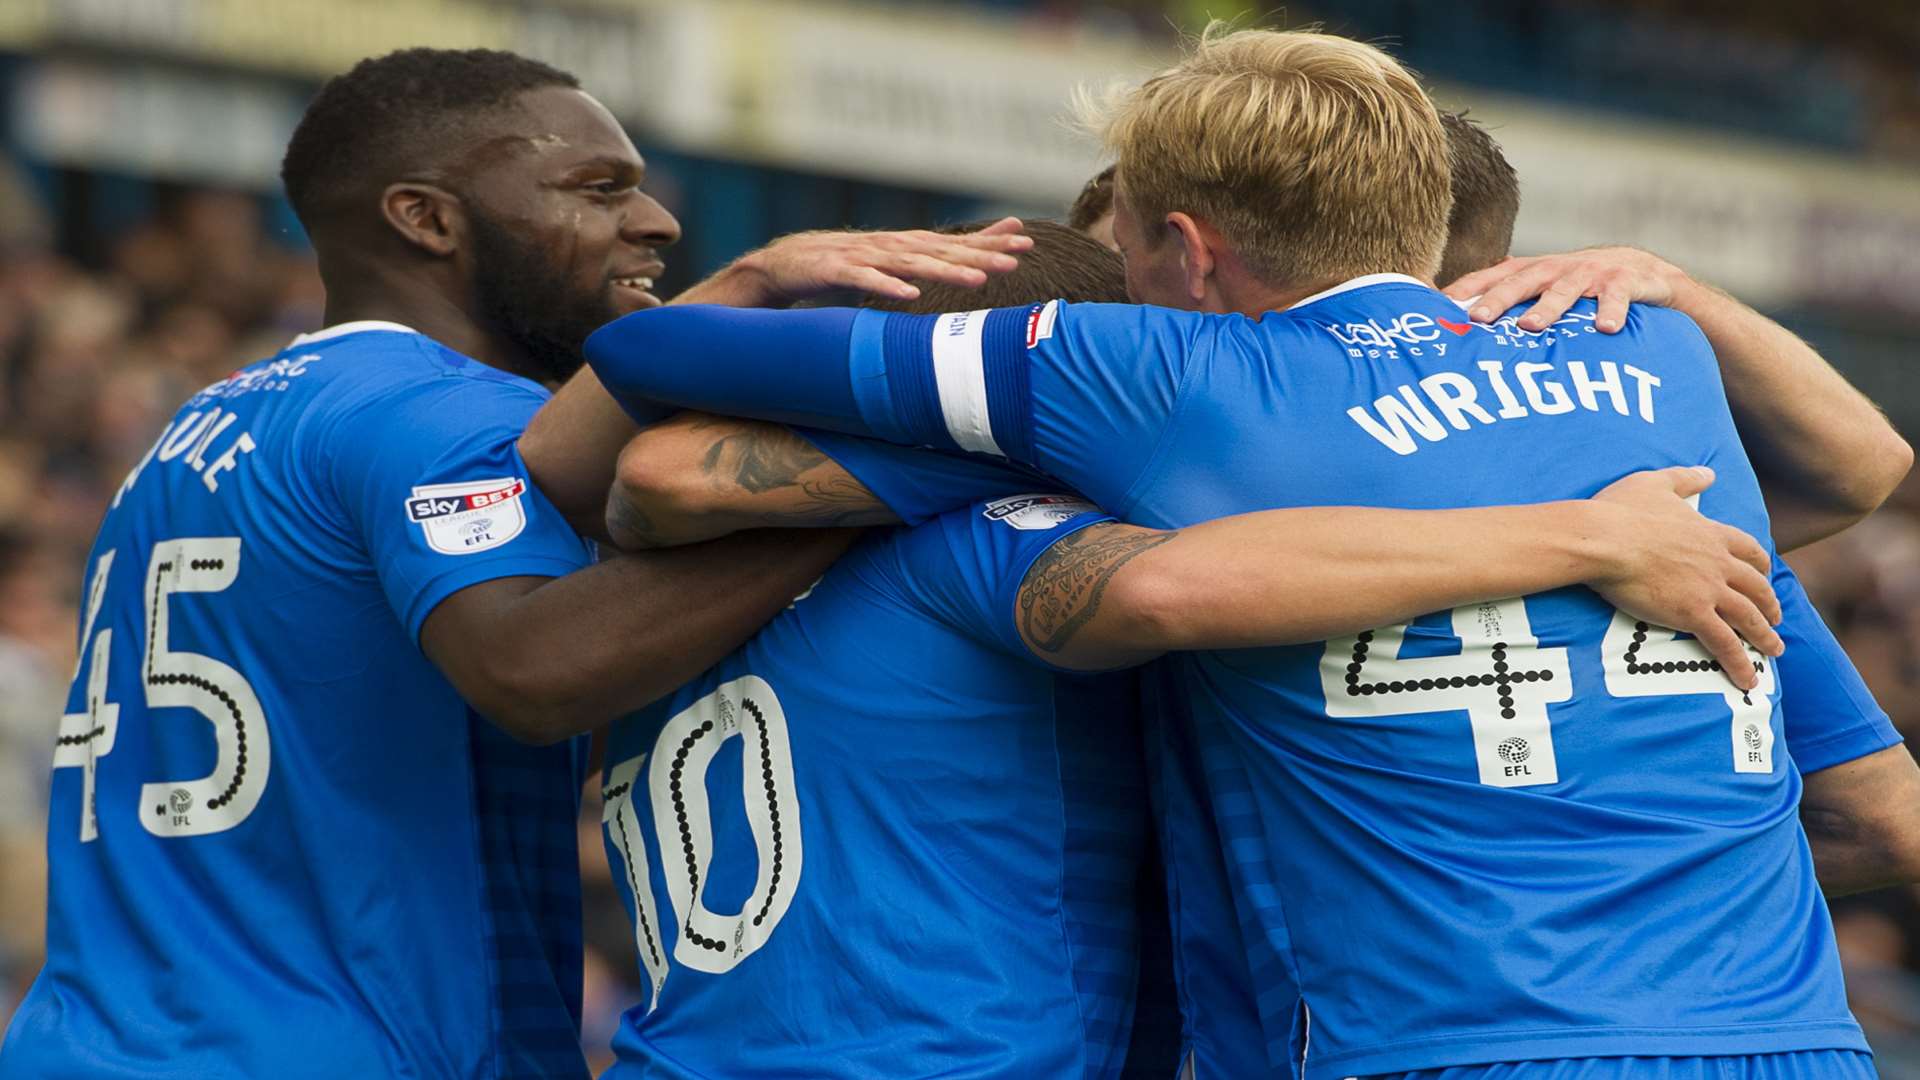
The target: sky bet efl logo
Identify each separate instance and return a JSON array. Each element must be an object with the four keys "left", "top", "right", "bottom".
[
  {"left": 981, "top": 493, "right": 1096, "bottom": 530},
  {"left": 405, "top": 477, "right": 529, "bottom": 555}
]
